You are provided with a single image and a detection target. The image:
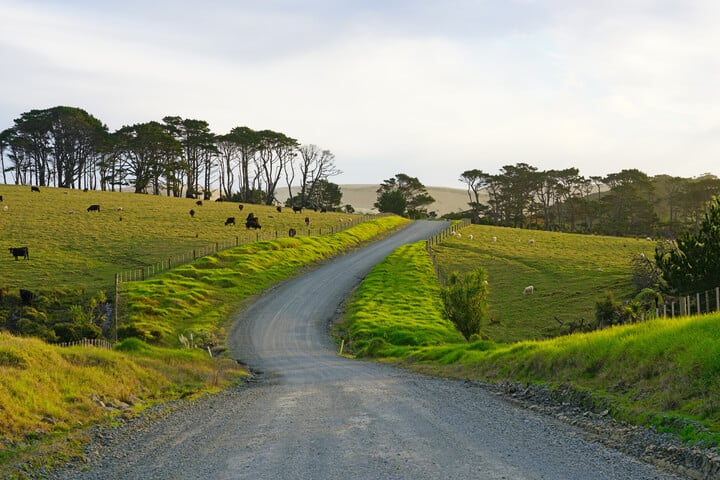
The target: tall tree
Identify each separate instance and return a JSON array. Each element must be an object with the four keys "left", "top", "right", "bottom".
[
  {"left": 598, "top": 169, "right": 657, "bottom": 236},
  {"left": 656, "top": 196, "right": 720, "bottom": 295},
  {"left": 375, "top": 173, "right": 435, "bottom": 218},
  {"left": 256, "top": 130, "right": 298, "bottom": 205},
  {"left": 115, "top": 122, "right": 181, "bottom": 194},
  {"left": 162, "top": 117, "right": 216, "bottom": 198},
  {"left": 459, "top": 169, "right": 491, "bottom": 223},
  {"left": 296, "top": 144, "right": 342, "bottom": 208}
]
